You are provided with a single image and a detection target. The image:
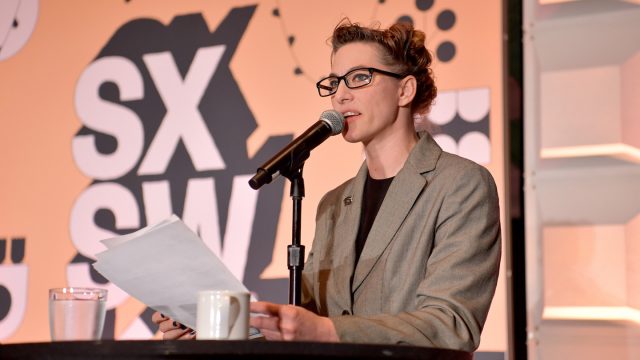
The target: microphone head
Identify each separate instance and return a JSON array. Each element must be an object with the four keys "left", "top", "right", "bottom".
[{"left": 320, "top": 110, "right": 345, "bottom": 135}]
